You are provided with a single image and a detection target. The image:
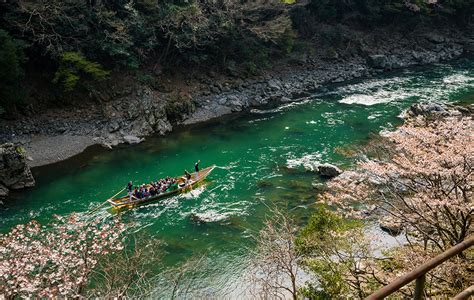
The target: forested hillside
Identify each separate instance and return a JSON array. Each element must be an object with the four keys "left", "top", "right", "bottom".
[{"left": 0, "top": 0, "right": 472, "bottom": 114}]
